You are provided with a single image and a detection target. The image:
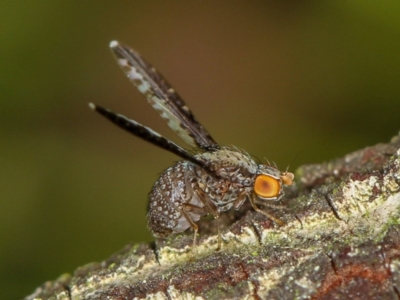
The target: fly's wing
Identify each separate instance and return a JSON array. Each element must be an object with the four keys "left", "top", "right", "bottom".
[
  {"left": 89, "top": 103, "right": 213, "bottom": 172},
  {"left": 110, "top": 41, "right": 219, "bottom": 151}
]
